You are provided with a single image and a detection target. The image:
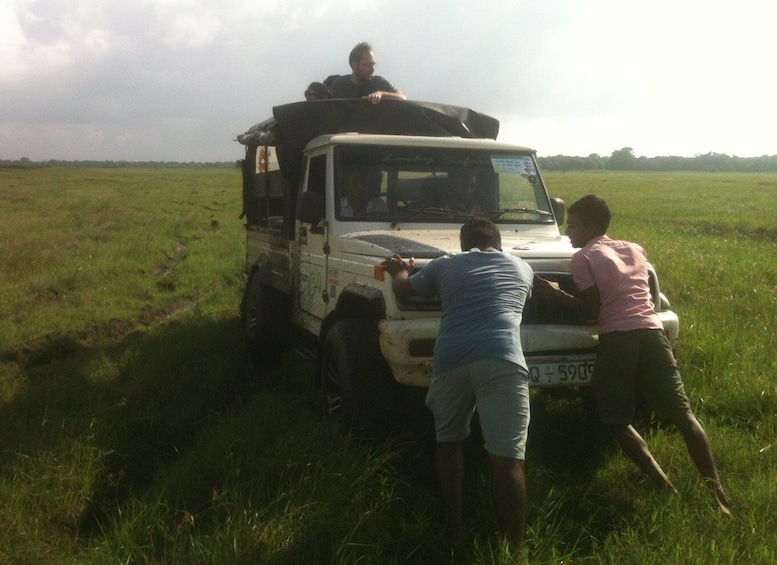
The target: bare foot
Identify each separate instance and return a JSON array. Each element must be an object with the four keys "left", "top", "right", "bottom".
[
  {"left": 708, "top": 482, "right": 732, "bottom": 518},
  {"left": 651, "top": 474, "right": 678, "bottom": 495}
]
